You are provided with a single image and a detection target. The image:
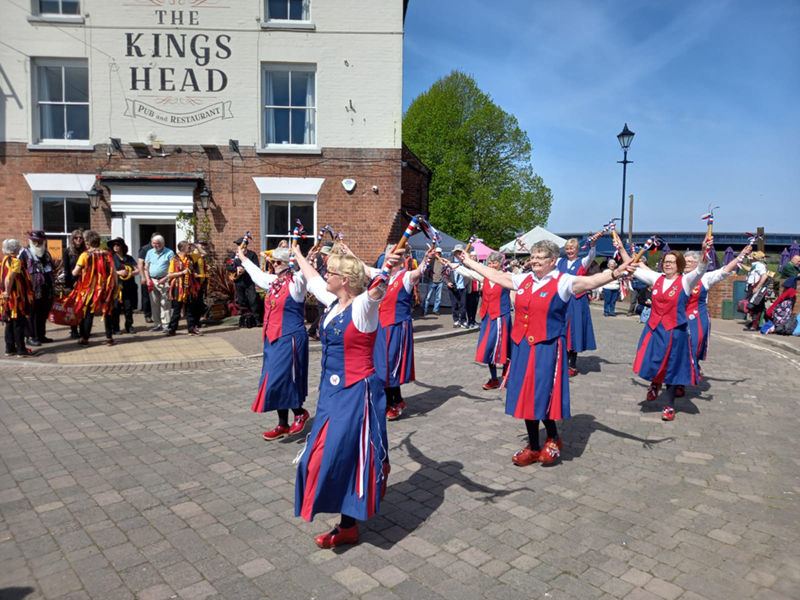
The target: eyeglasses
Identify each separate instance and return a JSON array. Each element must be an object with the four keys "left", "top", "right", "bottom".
[
  {"left": 663, "top": 260, "right": 677, "bottom": 265},
  {"left": 326, "top": 270, "right": 342, "bottom": 278},
  {"left": 529, "top": 255, "right": 552, "bottom": 263}
]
